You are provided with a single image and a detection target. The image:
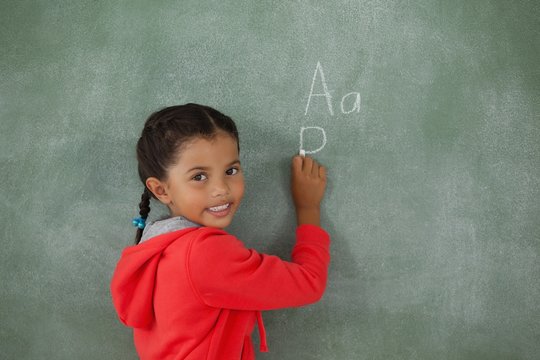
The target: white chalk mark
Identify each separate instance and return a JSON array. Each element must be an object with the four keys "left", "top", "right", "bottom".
[
  {"left": 305, "top": 61, "right": 334, "bottom": 116},
  {"left": 300, "top": 126, "right": 327, "bottom": 154},
  {"left": 340, "top": 92, "right": 361, "bottom": 114}
]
